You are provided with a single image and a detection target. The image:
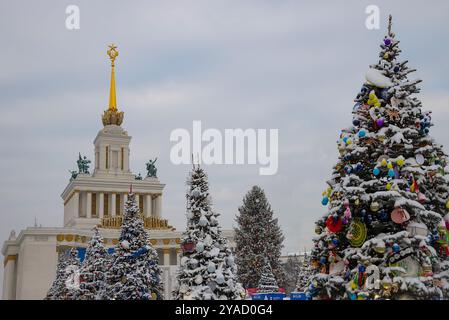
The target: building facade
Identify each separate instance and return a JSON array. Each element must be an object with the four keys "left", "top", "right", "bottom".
[{"left": 1, "top": 45, "right": 234, "bottom": 300}]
